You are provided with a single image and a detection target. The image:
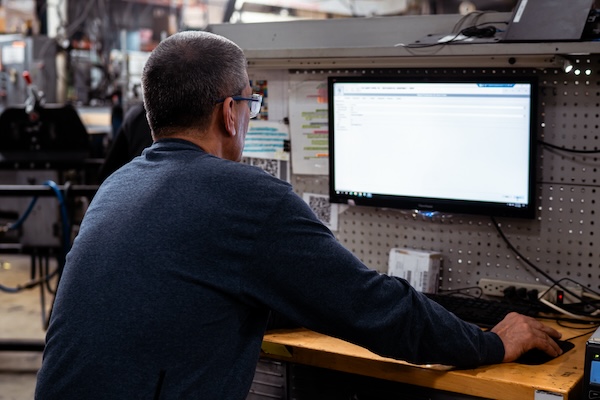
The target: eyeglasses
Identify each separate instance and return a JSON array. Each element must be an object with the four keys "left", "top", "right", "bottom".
[{"left": 216, "top": 93, "right": 263, "bottom": 119}]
